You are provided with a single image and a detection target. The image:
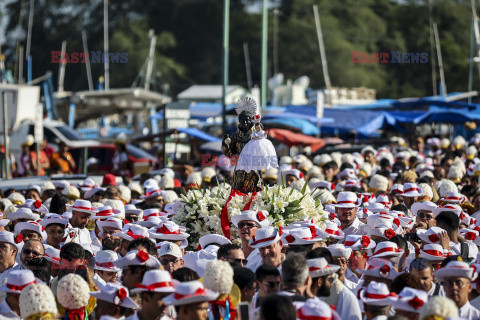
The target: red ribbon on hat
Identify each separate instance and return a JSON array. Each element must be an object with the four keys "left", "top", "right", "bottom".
[
  {"left": 285, "top": 235, "right": 295, "bottom": 243},
  {"left": 428, "top": 234, "right": 439, "bottom": 242},
  {"left": 136, "top": 250, "right": 149, "bottom": 263},
  {"left": 423, "top": 249, "right": 445, "bottom": 257},
  {"left": 96, "top": 209, "right": 116, "bottom": 216},
  {"left": 465, "top": 232, "right": 477, "bottom": 241},
  {"left": 337, "top": 200, "right": 357, "bottom": 205},
  {"left": 404, "top": 188, "right": 419, "bottom": 193},
  {"left": 373, "top": 247, "right": 400, "bottom": 255},
  {"left": 114, "top": 288, "right": 128, "bottom": 305},
  {"left": 14, "top": 233, "right": 23, "bottom": 244},
  {"left": 325, "top": 229, "right": 339, "bottom": 236},
  {"left": 297, "top": 309, "right": 332, "bottom": 320},
  {"left": 243, "top": 192, "right": 257, "bottom": 211},
  {"left": 329, "top": 212, "right": 335, "bottom": 221},
  {"left": 344, "top": 241, "right": 356, "bottom": 246},
  {"left": 156, "top": 224, "right": 181, "bottom": 235},
  {"left": 384, "top": 229, "right": 395, "bottom": 239},
  {"left": 251, "top": 234, "right": 278, "bottom": 246},
  {"left": 95, "top": 262, "right": 116, "bottom": 269},
  {"left": 361, "top": 235, "right": 371, "bottom": 247},
  {"left": 73, "top": 206, "right": 94, "bottom": 211},
  {"left": 408, "top": 296, "right": 424, "bottom": 309},
  {"left": 256, "top": 211, "right": 266, "bottom": 222},
  {"left": 126, "top": 229, "right": 146, "bottom": 240},
  {"left": 174, "top": 287, "right": 206, "bottom": 300},
  {"left": 221, "top": 189, "right": 246, "bottom": 239},
  {"left": 145, "top": 189, "right": 162, "bottom": 197},
  {"left": 364, "top": 292, "right": 396, "bottom": 299},
  {"left": 6, "top": 280, "right": 35, "bottom": 291},
  {"left": 34, "top": 200, "right": 42, "bottom": 209},
  {"left": 134, "top": 281, "right": 173, "bottom": 291},
  {"left": 309, "top": 265, "right": 330, "bottom": 272}
]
